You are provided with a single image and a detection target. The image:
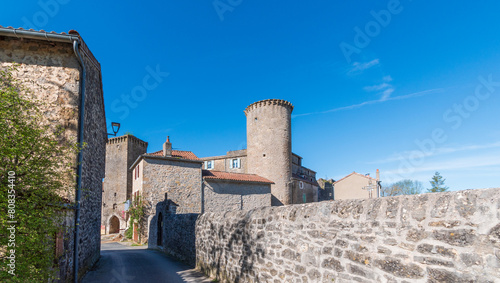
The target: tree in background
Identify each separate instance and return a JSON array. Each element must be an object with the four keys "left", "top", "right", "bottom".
[
  {"left": 0, "top": 66, "right": 78, "bottom": 282},
  {"left": 428, "top": 171, "right": 449, "bottom": 193},
  {"left": 381, "top": 179, "right": 423, "bottom": 196}
]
